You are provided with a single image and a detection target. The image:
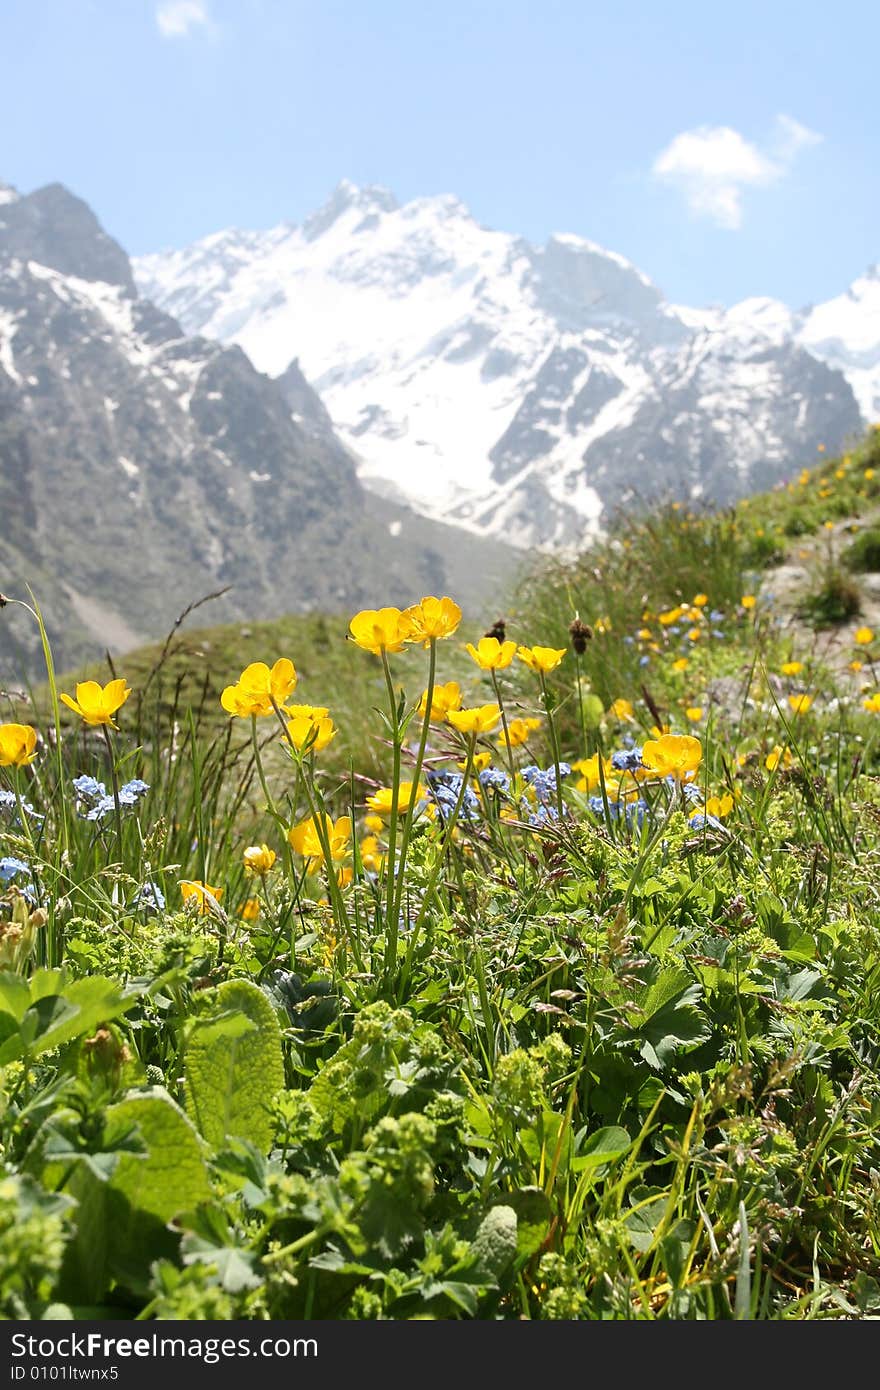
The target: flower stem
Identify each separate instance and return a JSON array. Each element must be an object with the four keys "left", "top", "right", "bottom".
[
  {"left": 380, "top": 648, "right": 403, "bottom": 978},
  {"left": 540, "top": 672, "right": 566, "bottom": 820},
  {"left": 389, "top": 638, "right": 436, "bottom": 945},
  {"left": 490, "top": 669, "right": 517, "bottom": 786},
  {"left": 101, "top": 723, "right": 125, "bottom": 872}
]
